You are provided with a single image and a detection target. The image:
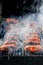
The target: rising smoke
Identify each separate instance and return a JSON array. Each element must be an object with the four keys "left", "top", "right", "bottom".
[{"left": 0, "top": 0, "right": 43, "bottom": 56}]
